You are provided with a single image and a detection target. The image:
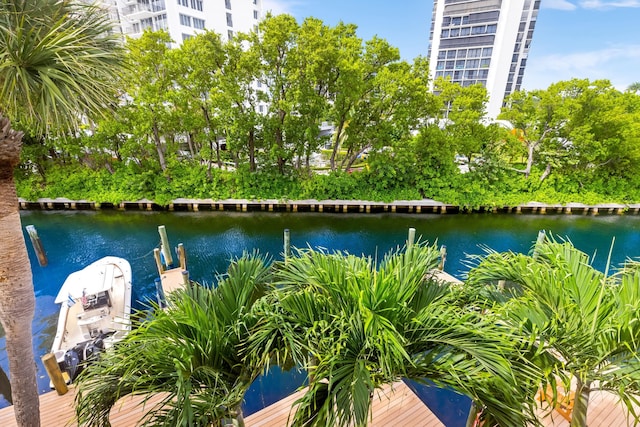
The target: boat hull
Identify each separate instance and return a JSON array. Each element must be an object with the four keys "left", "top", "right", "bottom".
[{"left": 50, "top": 256, "right": 132, "bottom": 383}]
